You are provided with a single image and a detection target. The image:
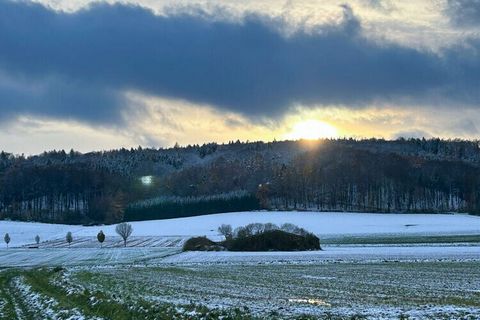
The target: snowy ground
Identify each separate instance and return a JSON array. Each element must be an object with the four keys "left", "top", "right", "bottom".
[
  {"left": 0, "top": 245, "right": 478, "bottom": 268},
  {"left": 161, "top": 245, "right": 480, "bottom": 264},
  {"left": 0, "top": 247, "right": 179, "bottom": 267},
  {"left": 0, "top": 211, "right": 479, "bottom": 319},
  {"left": 2, "top": 260, "right": 478, "bottom": 320},
  {"left": 72, "top": 261, "right": 480, "bottom": 319},
  {"left": 1, "top": 211, "right": 479, "bottom": 248},
  {"left": 0, "top": 211, "right": 478, "bottom": 267}
]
